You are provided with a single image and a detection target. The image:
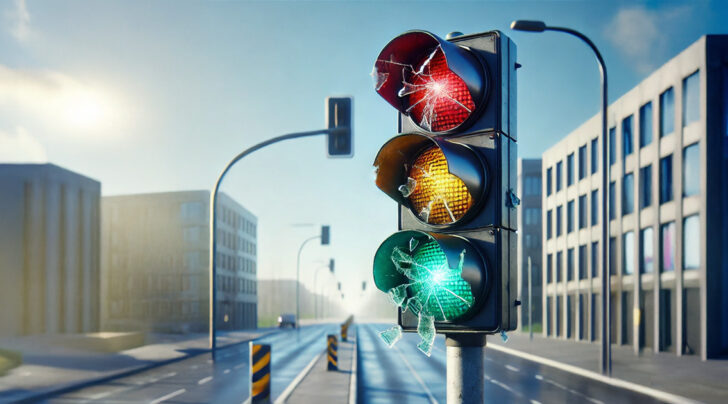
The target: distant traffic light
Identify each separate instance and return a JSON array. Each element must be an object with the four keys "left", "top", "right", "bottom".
[
  {"left": 329, "top": 258, "right": 335, "bottom": 273},
  {"left": 371, "top": 30, "right": 518, "bottom": 346},
  {"left": 326, "top": 97, "right": 353, "bottom": 157},
  {"left": 321, "top": 225, "right": 330, "bottom": 245}
]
